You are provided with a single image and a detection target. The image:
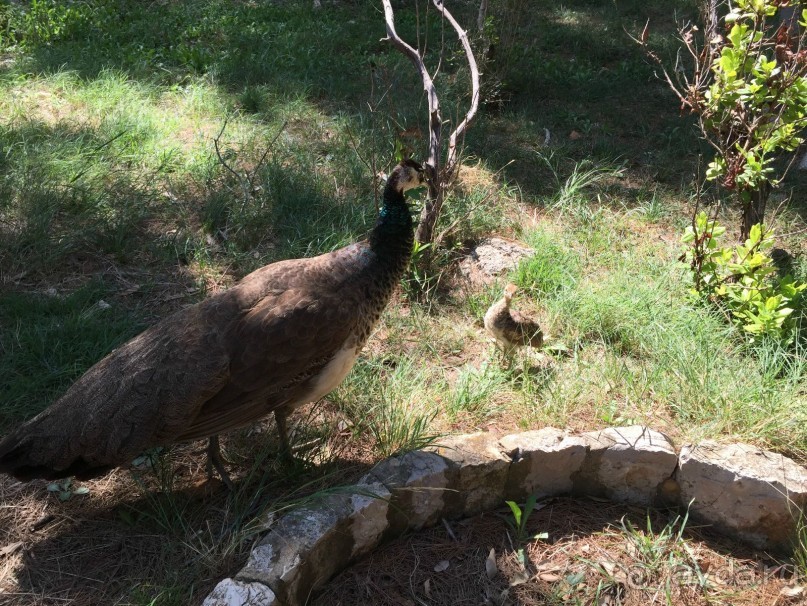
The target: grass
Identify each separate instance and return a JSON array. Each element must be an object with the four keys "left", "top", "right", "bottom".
[
  {"left": 0, "top": 0, "right": 805, "bottom": 603},
  {"left": 0, "top": 280, "right": 146, "bottom": 428}
]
